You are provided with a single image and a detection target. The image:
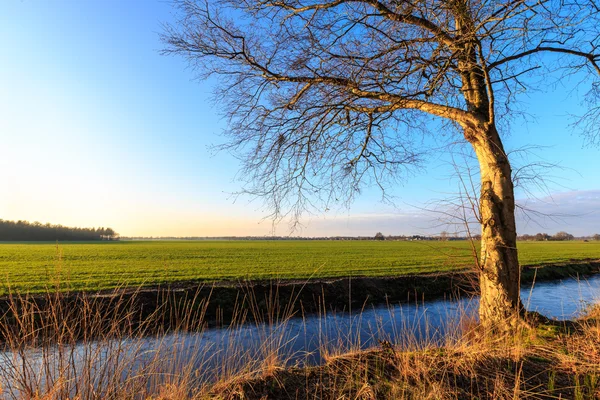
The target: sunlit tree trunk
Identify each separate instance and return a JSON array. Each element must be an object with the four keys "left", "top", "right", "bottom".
[
  {"left": 454, "top": 15, "right": 524, "bottom": 328},
  {"left": 469, "top": 124, "right": 524, "bottom": 330}
]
